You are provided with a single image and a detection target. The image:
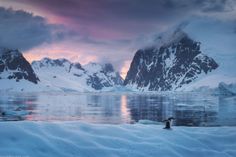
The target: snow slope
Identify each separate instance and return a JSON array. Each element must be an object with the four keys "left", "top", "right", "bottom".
[
  {"left": 0, "top": 79, "right": 60, "bottom": 92},
  {"left": 180, "top": 68, "right": 236, "bottom": 91}
]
